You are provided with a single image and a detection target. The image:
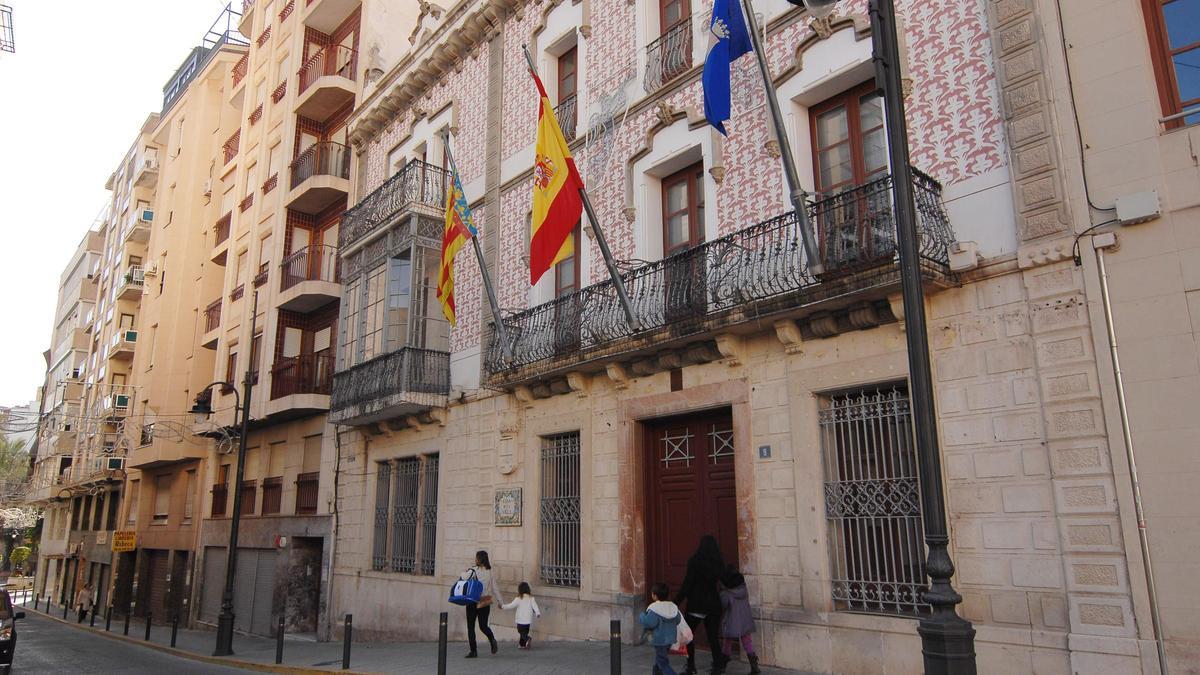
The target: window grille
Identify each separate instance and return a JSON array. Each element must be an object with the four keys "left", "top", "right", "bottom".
[
  {"left": 371, "top": 462, "right": 390, "bottom": 571},
  {"left": 540, "top": 432, "right": 581, "bottom": 587},
  {"left": 419, "top": 454, "right": 439, "bottom": 575},
  {"left": 819, "top": 385, "right": 929, "bottom": 616}
]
